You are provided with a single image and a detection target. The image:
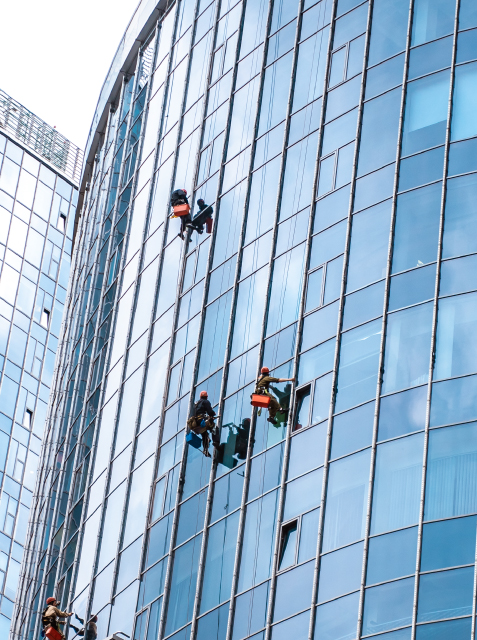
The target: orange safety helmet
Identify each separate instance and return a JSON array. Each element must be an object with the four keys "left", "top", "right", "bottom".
[
  {"left": 183, "top": 188, "right": 187, "bottom": 194},
  {"left": 46, "top": 597, "right": 56, "bottom": 605},
  {"left": 261, "top": 367, "right": 269, "bottom": 374},
  {"left": 200, "top": 390, "right": 208, "bottom": 398}
]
